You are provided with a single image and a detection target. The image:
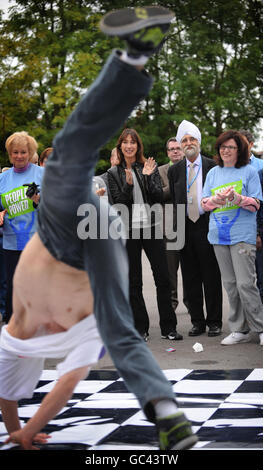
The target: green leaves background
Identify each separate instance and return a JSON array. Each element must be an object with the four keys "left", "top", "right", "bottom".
[{"left": 0, "top": 0, "right": 262, "bottom": 170}]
